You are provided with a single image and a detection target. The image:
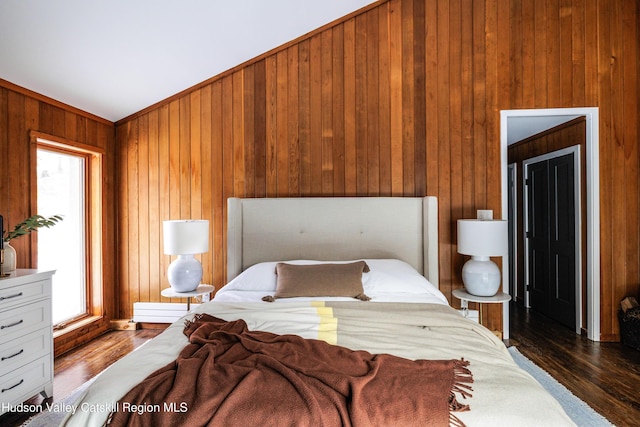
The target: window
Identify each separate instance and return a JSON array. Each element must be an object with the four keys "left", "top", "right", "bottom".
[
  {"left": 37, "top": 148, "right": 87, "bottom": 325},
  {"left": 33, "top": 134, "right": 103, "bottom": 331}
]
